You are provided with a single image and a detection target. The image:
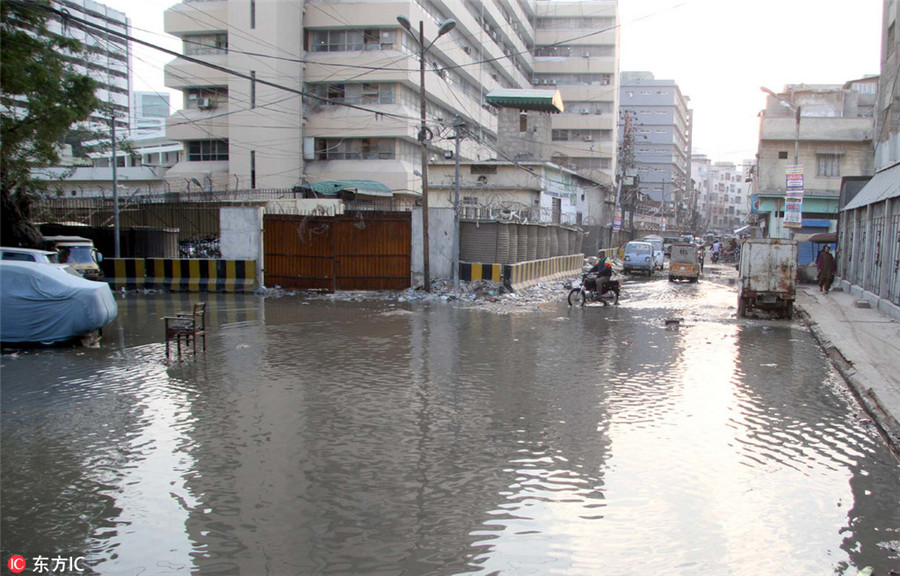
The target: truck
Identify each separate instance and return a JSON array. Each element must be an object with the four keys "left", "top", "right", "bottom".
[
  {"left": 737, "top": 238, "right": 798, "bottom": 319},
  {"left": 42, "top": 236, "right": 104, "bottom": 281}
]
